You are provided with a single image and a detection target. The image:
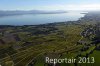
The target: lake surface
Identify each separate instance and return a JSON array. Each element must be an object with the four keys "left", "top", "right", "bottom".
[{"left": 0, "top": 11, "right": 85, "bottom": 25}]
